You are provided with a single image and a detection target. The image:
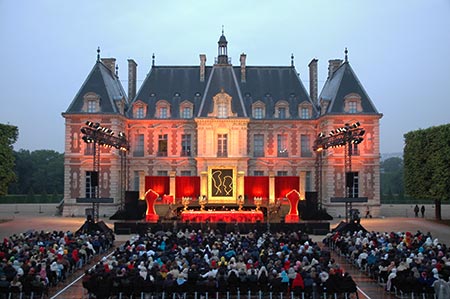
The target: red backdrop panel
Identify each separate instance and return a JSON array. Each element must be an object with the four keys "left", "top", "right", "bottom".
[
  {"left": 275, "top": 176, "right": 299, "bottom": 199},
  {"left": 175, "top": 176, "right": 200, "bottom": 198},
  {"left": 145, "top": 176, "right": 170, "bottom": 197},
  {"left": 244, "top": 176, "right": 269, "bottom": 199}
]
